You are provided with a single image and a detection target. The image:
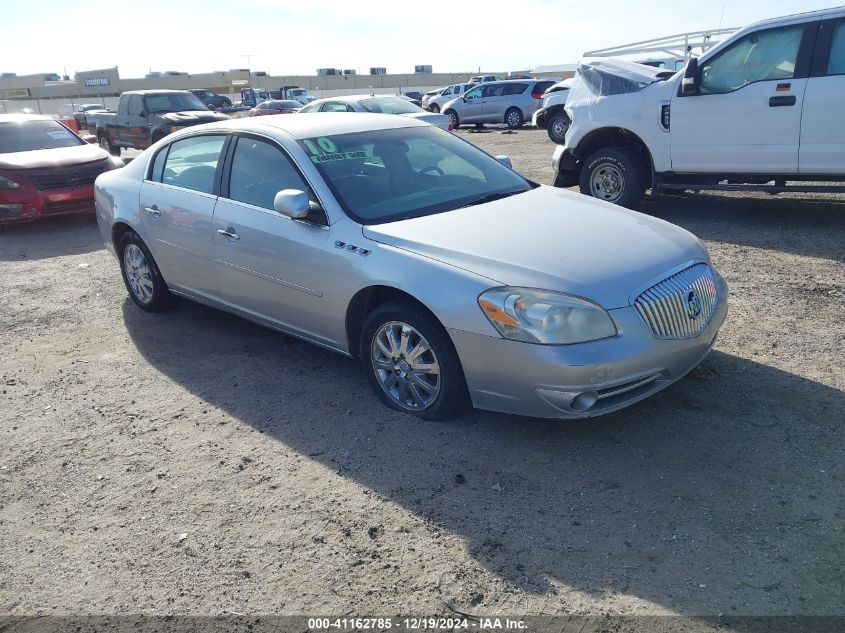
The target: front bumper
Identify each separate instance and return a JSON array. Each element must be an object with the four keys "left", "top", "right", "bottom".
[
  {"left": 0, "top": 184, "right": 96, "bottom": 225},
  {"left": 532, "top": 107, "right": 549, "bottom": 129},
  {"left": 448, "top": 276, "right": 728, "bottom": 419}
]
